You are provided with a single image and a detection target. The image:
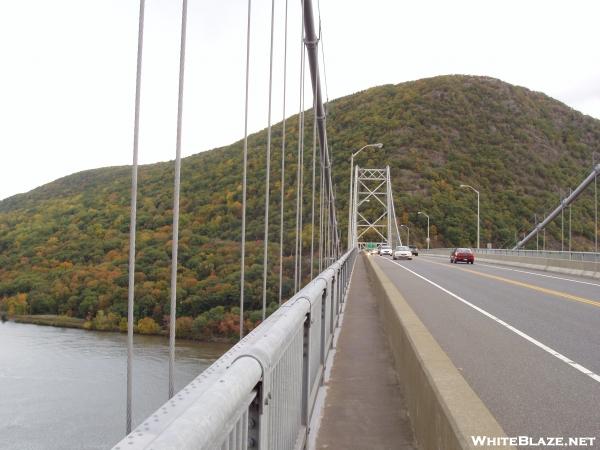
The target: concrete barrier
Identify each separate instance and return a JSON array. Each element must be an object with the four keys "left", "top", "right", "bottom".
[
  {"left": 364, "top": 253, "right": 514, "bottom": 450},
  {"left": 423, "top": 249, "right": 600, "bottom": 280}
]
